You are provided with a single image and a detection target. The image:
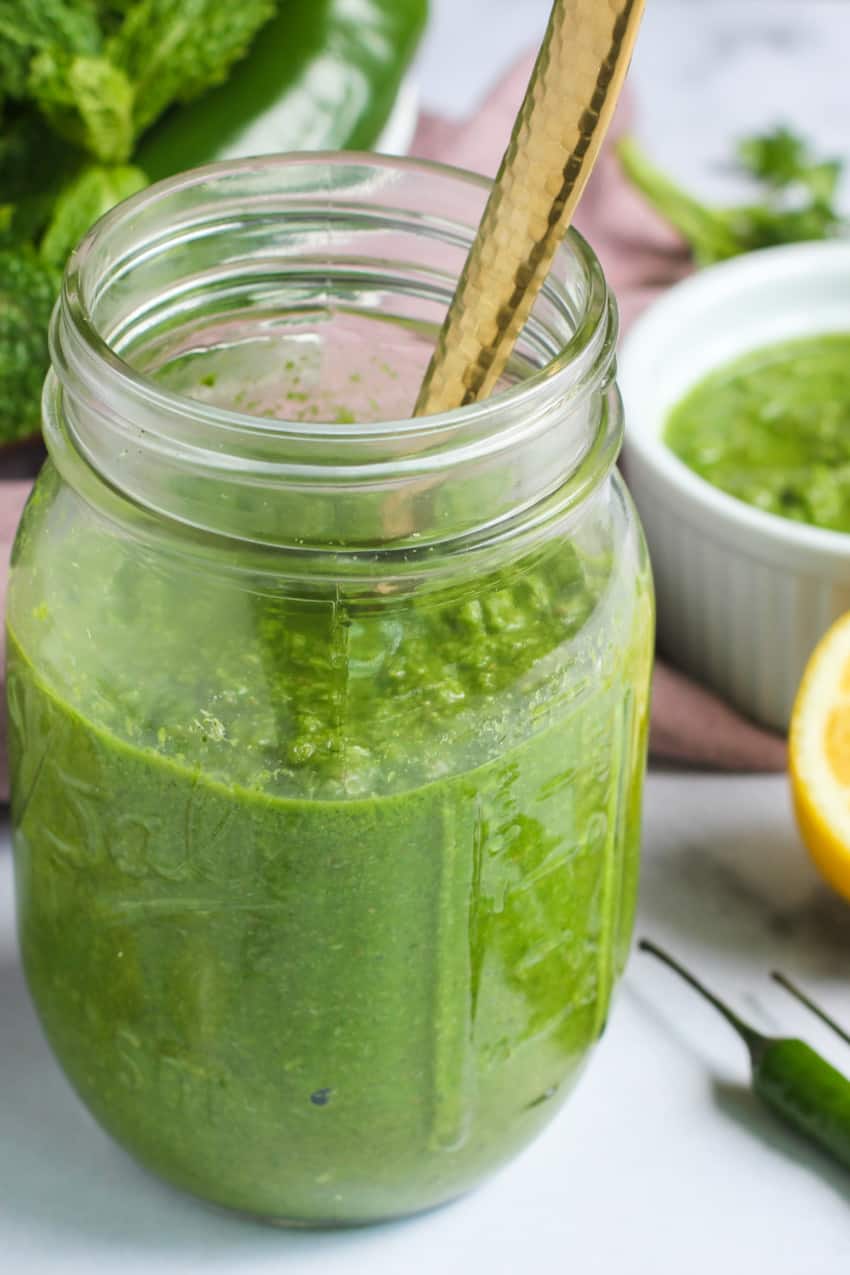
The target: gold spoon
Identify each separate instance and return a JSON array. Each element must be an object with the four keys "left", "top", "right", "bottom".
[{"left": 415, "top": 0, "right": 646, "bottom": 417}]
